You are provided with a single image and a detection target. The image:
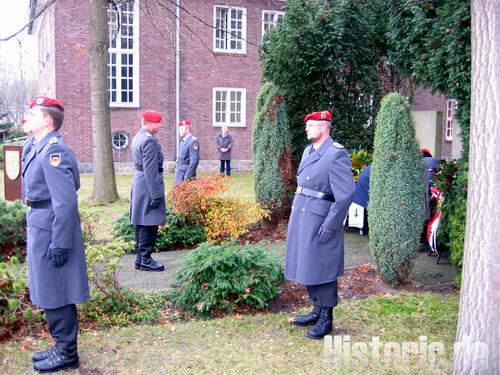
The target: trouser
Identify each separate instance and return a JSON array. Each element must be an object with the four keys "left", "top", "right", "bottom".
[
  {"left": 306, "top": 280, "right": 339, "bottom": 308},
  {"left": 44, "top": 304, "right": 78, "bottom": 354},
  {"left": 134, "top": 225, "right": 159, "bottom": 259},
  {"left": 219, "top": 160, "right": 231, "bottom": 176}
]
